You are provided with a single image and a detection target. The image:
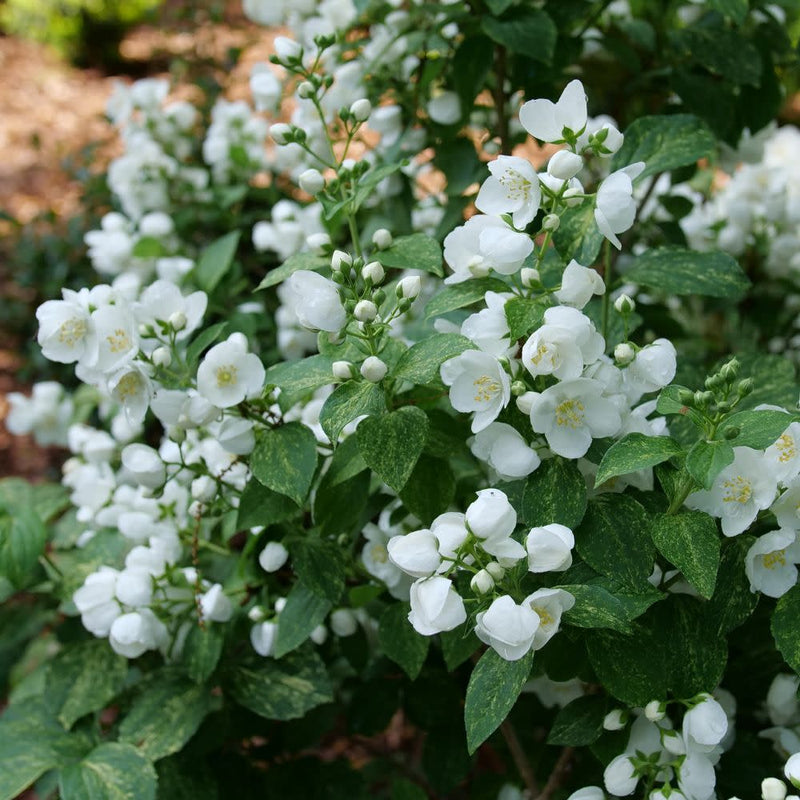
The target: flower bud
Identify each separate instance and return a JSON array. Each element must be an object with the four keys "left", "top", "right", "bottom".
[
  {"left": 516, "top": 391, "right": 538, "bottom": 416},
  {"left": 644, "top": 699, "right": 665, "bottom": 721},
  {"left": 191, "top": 475, "right": 217, "bottom": 503},
  {"left": 614, "top": 342, "right": 635, "bottom": 366},
  {"left": 785, "top": 752, "right": 800, "bottom": 788},
  {"left": 361, "top": 261, "right": 385, "bottom": 284},
  {"left": 269, "top": 122, "right": 293, "bottom": 145},
  {"left": 248, "top": 605, "right": 266, "bottom": 622},
  {"left": 307, "top": 232, "right": 331, "bottom": 253},
  {"left": 350, "top": 98, "right": 372, "bottom": 122},
  {"left": 470, "top": 569, "right": 494, "bottom": 594},
  {"left": 330, "top": 608, "right": 358, "bottom": 637},
  {"left": 595, "top": 123, "right": 624, "bottom": 156},
  {"left": 614, "top": 293, "right": 636, "bottom": 314},
  {"left": 737, "top": 378, "right": 754, "bottom": 396},
  {"left": 372, "top": 228, "right": 393, "bottom": 249},
  {"left": 332, "top": 361, "right": 354, "bottom": 381},
  {"left": 297, "top": 80, "right": 315, "bottom": 99},
  {"left": 360, "top": 356, "right": 388, "bottom": 382},
  {"left": 274, "top": 36, "right": 302, "bottom": 62},
  {"left": 299, "top": 168, "right": 325, "bottom": 195},
  {"left": 259, "top": 541, "right": 289, "bottom": 573},
  {"left": 678, "top": 388, "right": 695, "bottom": 406},
  {"left": 396, "top": 275, "right": 421, "bottom": 300},
  {"left": 762, "top": 779, "right": 788, "bottom": 800},
  {"left": 520, "top": 267, "right": 540, "bottom": 288},
  {"left": 331, "top": 250, "right": 352, "bottom": 272},
  {"left": 169, "top": 311, "right": 187, "bottom": 331},
  {"left": 603, "top": 709, "right": 627, "bottom": 730},
  {"left": 562, "top": 187, "right": 583, "bottom": 207},
  {"left": 354, "top": 299, "right": 378, "bottom": 322},
  {"left": 485, "top": 562, "right": 505, "bottom": 581},
  {"left": 548, "top": 150, "right": 583, "bottom": 180},
  {"left": 542, "top": 213, "right": 560, "bottom": 232},
  {"left": 152, "top": 346, "right": 172, "bottom": 367},
  {"left": 511, "top": 380, "right": 527, "bottom": 396}
]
